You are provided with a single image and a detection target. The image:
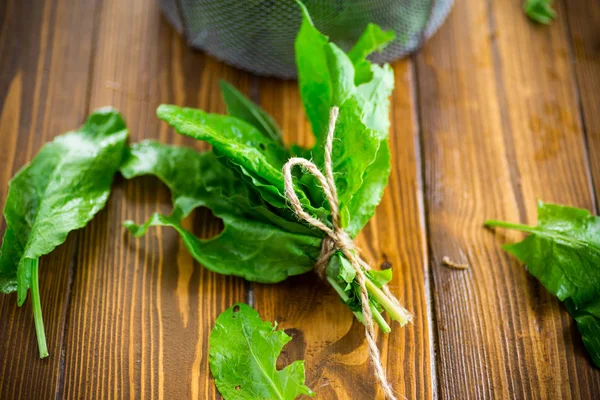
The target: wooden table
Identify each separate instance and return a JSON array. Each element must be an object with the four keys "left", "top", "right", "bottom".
[{"left": 1, "top": 0, "right": 599, "bottom": 398}]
